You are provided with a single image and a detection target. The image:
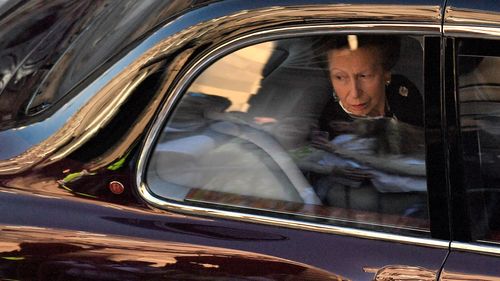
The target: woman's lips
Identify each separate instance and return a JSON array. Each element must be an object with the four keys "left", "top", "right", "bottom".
[{"left": 350, "top": 103, "right": 367, "bottom": 111}]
